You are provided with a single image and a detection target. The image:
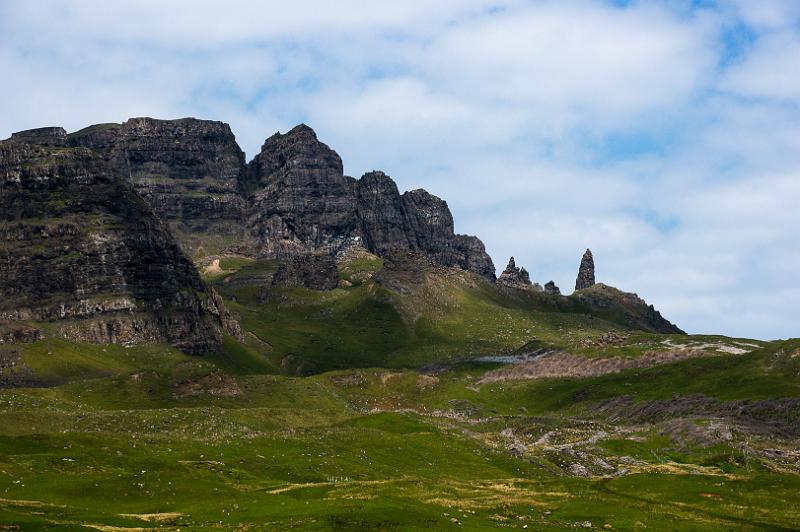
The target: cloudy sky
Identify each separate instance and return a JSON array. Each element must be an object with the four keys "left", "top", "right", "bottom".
[{"left": 1, "top": 0, "right": 798, "bottom": 339}]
